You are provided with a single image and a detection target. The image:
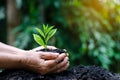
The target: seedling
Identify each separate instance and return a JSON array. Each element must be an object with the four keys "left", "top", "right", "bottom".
[{"left": 33, "top": 24, "right": 57, "bottom": 49}]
